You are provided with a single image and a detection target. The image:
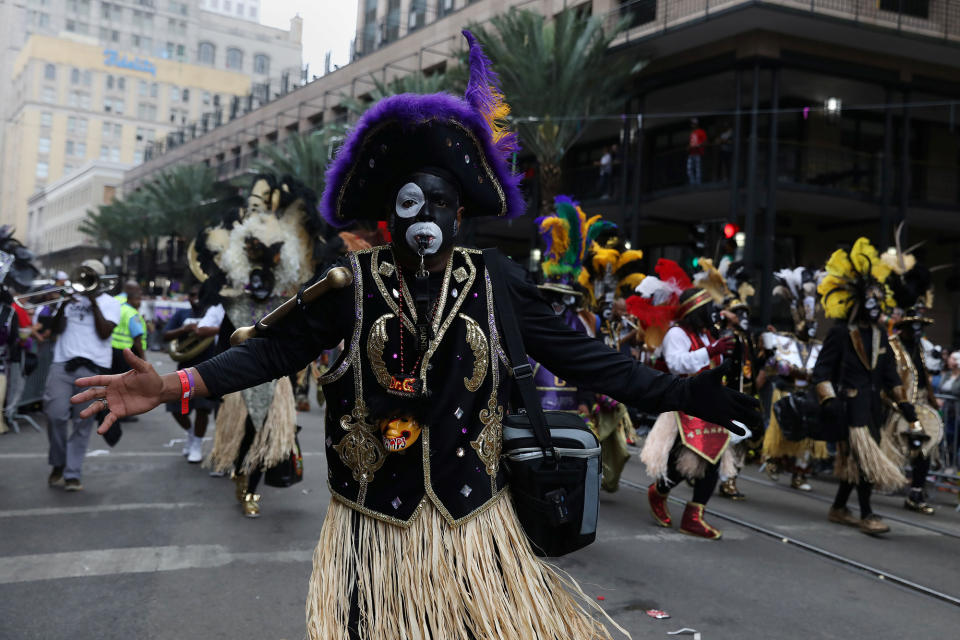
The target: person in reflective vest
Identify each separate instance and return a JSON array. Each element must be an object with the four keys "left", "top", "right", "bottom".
[{"left": 111, "top": 284, "right": 146, "bottom": 375}]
